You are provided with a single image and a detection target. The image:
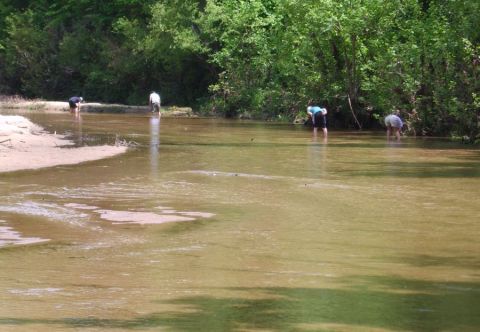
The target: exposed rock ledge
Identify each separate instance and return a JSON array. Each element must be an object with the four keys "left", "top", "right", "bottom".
[{"left": 0, "top": 99, "right": 194, "bottom": 117}]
